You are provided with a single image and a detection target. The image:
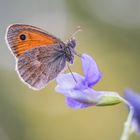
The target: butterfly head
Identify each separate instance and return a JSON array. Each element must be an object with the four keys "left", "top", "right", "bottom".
[{"left": 66, "top": 37, "right": 76, "bottom": 49}]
